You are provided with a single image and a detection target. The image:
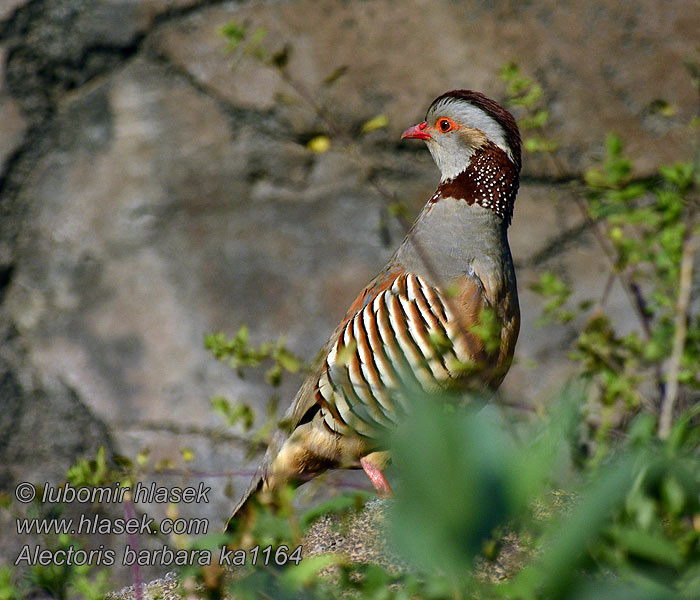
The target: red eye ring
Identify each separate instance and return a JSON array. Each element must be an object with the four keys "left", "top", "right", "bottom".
[{"left": 437, "top": 117, "right": 455, "bottom": 132}]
